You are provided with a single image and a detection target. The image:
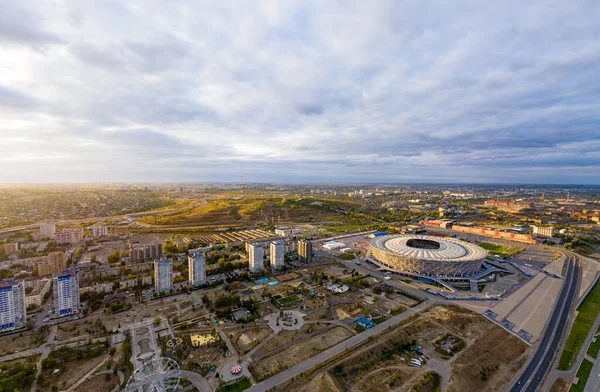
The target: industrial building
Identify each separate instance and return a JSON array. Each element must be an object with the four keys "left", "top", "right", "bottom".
[
  {"left": 53, "top": 269, "right": 80, "bottom": 318},
  {"left": 0, "top": 279, "right": 26, "bottom": 332},
  {"left": 369, "top": 235, "right": 487, "bottom": 277},
  {"left": 248, "top": 243, "right": 264, "bottom": 273},
  {"left": 154, "top": 258, "right": 173, "bottom": 293},
  {"left": 270, "top": 241, "right": 284, "bottom": 269}
]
